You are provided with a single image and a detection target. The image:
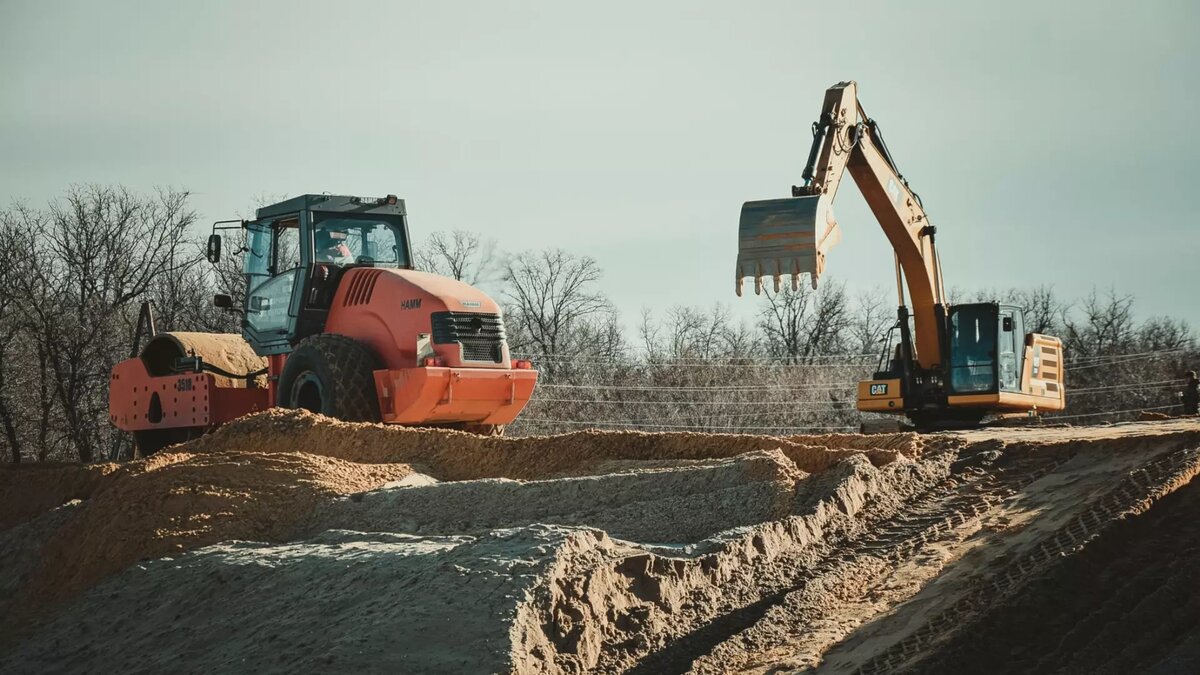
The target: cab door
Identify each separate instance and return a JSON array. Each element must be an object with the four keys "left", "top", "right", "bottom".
[
  {"left": 243, "top": 215, "right": 307, "bottom": 354},
  {"left": 948, "top": 304, "right": 998, "bottom": 394},
  {"left": 997, "top": 307, "right": 1020, "bottom": 392}
]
